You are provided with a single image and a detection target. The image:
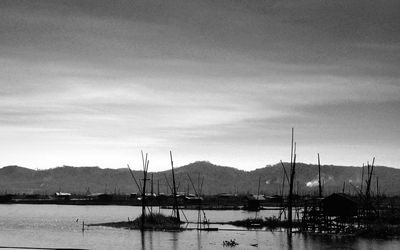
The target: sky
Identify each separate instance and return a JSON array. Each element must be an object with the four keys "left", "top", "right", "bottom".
[{"left": 0, "top": 0, "right": 399, "bottom": 171}]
